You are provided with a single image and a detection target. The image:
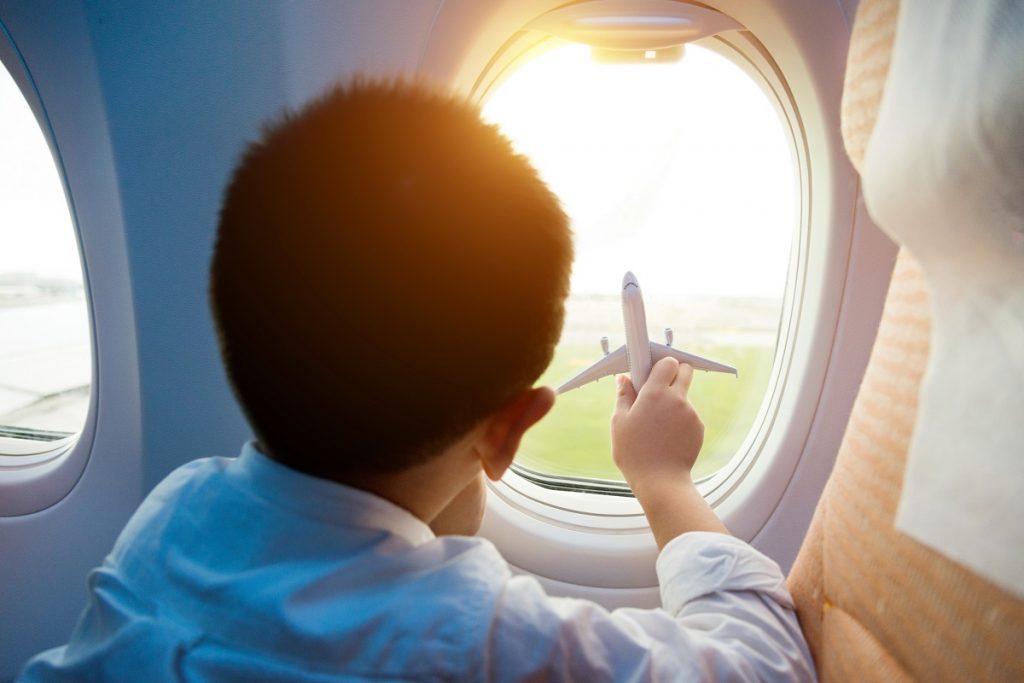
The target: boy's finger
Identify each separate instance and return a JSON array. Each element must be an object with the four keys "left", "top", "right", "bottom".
[
  {"left": 614, "top": 375, "right": 637, "bottom": 413},
  {"left": 672, "top": 362, "right": 695, "bottom": 396},
  {"left": 643, "top": 357, "right": 679, "bottom": 393}
]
